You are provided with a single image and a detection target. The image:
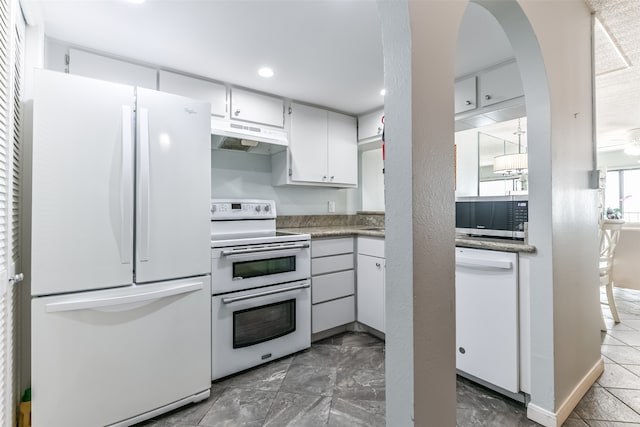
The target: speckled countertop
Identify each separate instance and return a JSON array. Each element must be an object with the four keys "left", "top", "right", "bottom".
[{"left": 277, "top": 226, "right": 536, "bottom": 254}]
